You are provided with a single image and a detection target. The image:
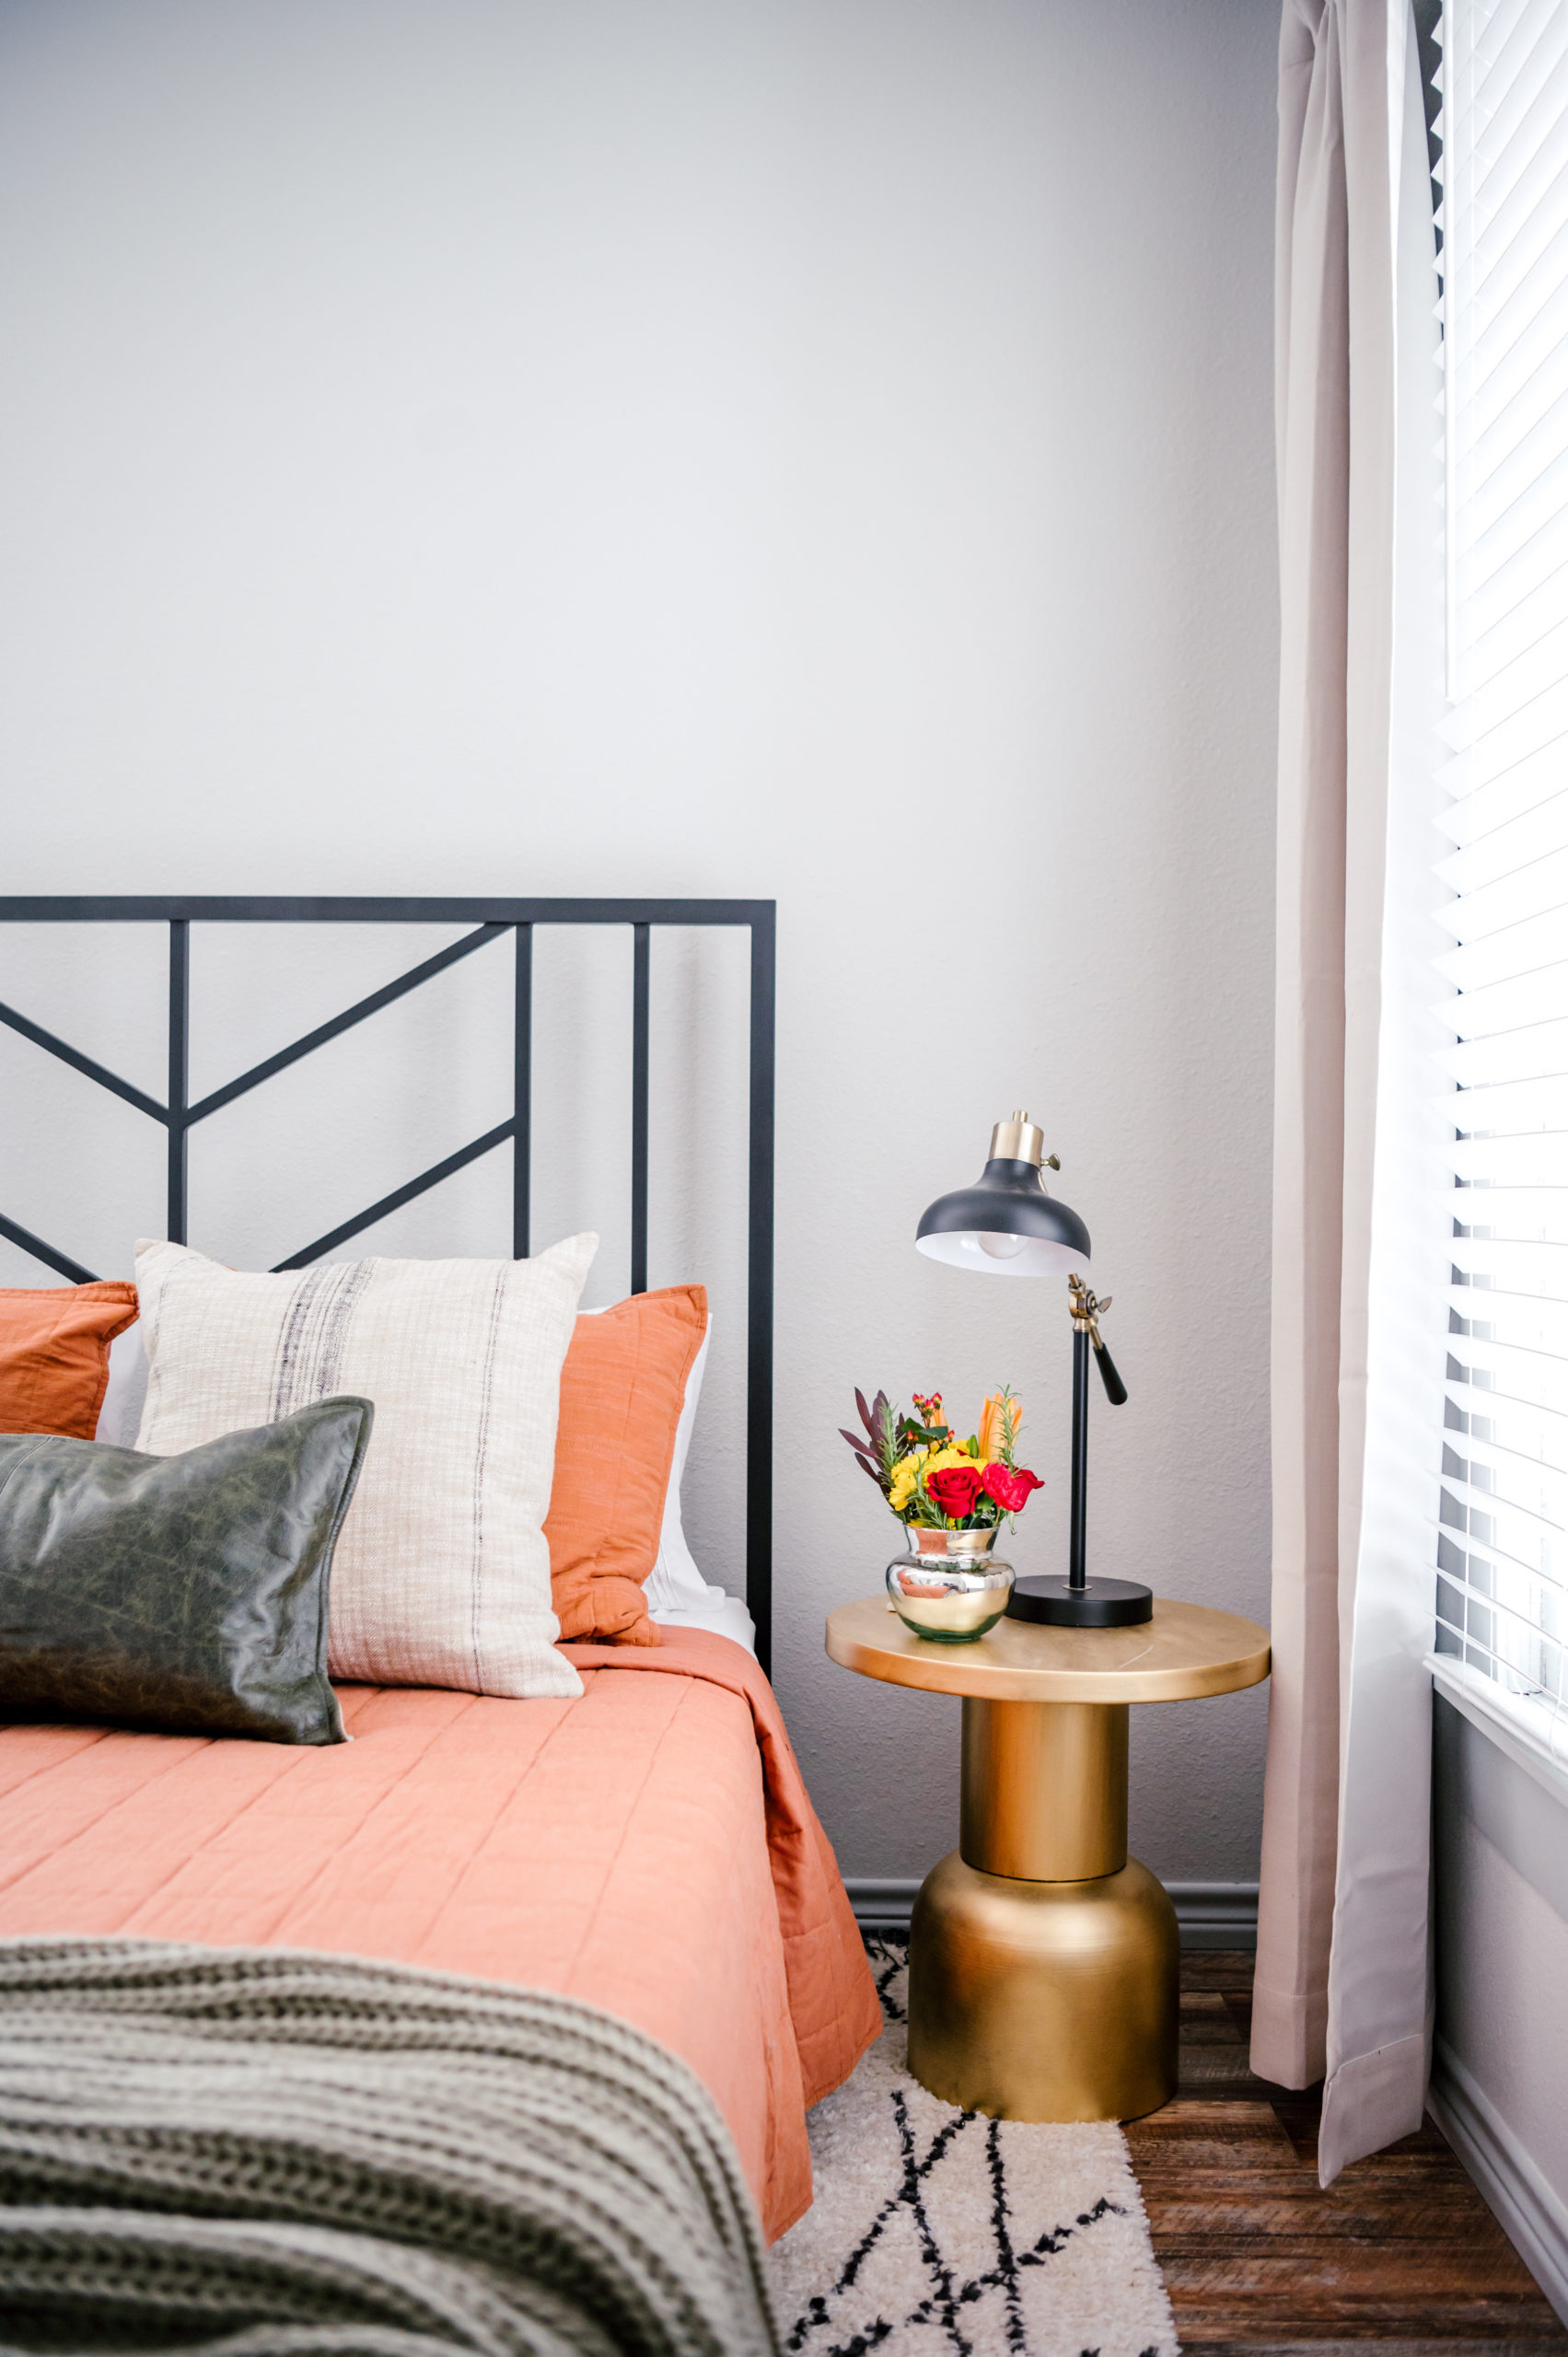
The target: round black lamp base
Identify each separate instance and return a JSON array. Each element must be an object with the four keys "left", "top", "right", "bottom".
[{"left": 1005, "top": 1575, "right": 1154, "bottom": 1629}]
